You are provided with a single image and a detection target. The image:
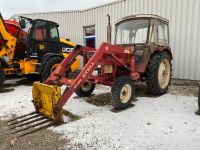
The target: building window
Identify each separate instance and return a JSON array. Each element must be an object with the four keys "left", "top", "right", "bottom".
[{"left": 84, "top": 26, "right": 95, "bottom": 48}]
